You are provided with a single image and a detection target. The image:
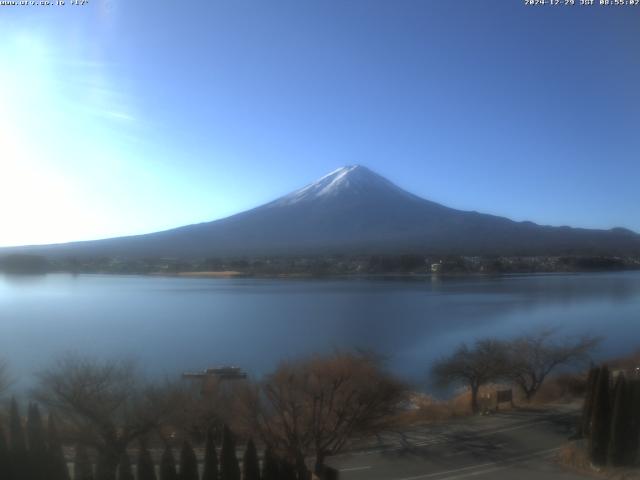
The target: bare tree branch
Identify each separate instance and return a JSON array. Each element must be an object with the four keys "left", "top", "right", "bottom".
[
  {"left": 505, "top": 329, "right": 601, "bottom": 401},
  {"left": 32, "top": 353, "right": 182, "bottom": 480},
  {"left": 432, "top": 339, "right": 509, "bottom": 413},
  {"left": 240, "top": 351, "right": 407, "bottom": 476}
]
